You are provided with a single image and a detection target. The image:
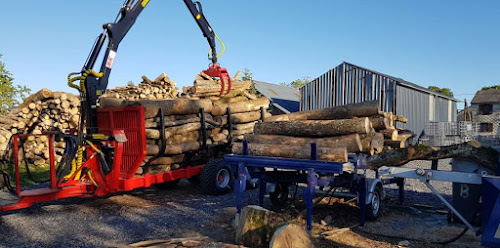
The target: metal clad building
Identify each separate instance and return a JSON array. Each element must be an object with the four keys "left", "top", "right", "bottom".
[{"left": 300, "top": 62, "right": 458, "bottom": 136}]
